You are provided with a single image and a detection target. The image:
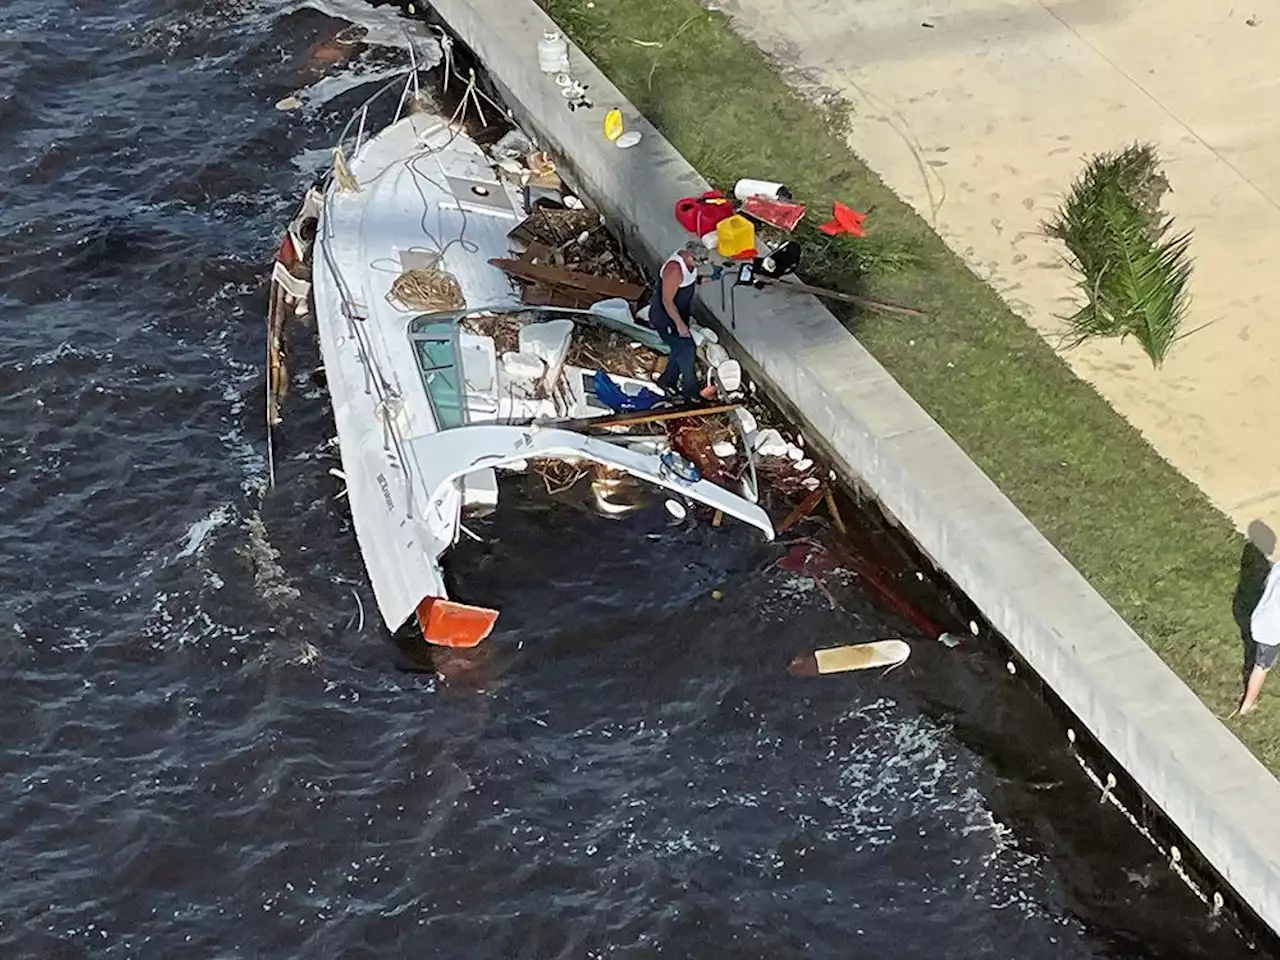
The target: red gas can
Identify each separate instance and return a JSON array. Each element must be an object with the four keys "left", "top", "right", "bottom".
[{"left": 674, "top": 190, "right": 734, "bottom": 236}]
